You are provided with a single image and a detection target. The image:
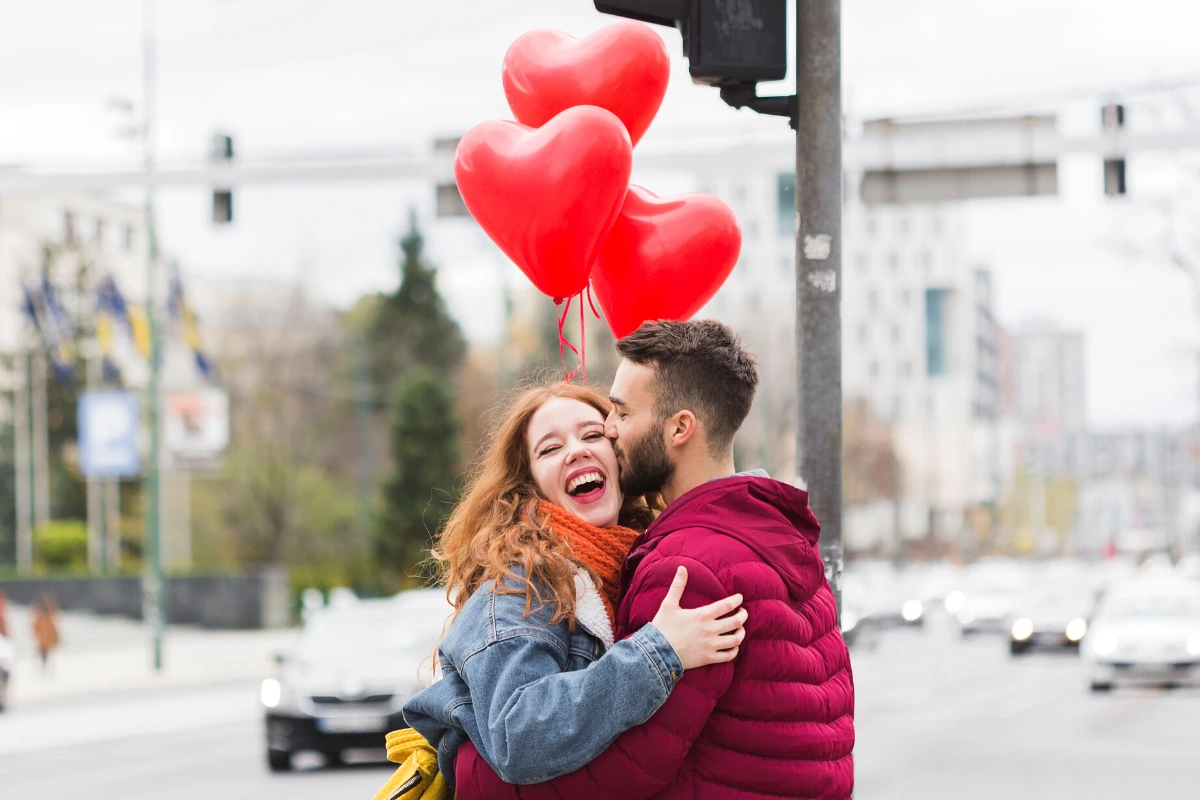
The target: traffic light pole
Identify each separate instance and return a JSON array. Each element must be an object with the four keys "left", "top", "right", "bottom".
[{"left": 794, "top": 0, "right": 844, "bottom": 614}]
